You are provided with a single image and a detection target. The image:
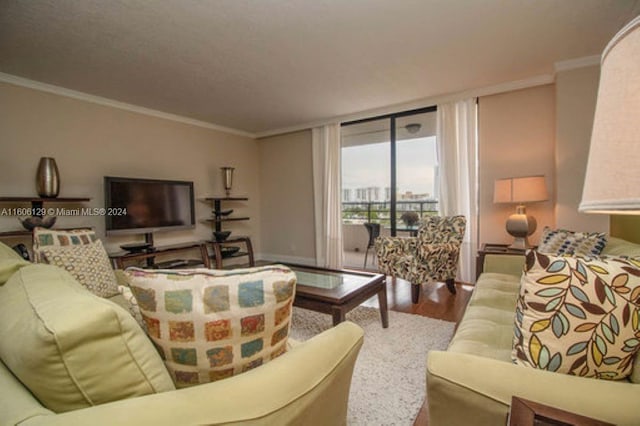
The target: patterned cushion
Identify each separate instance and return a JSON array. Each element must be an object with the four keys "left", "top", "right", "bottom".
[
  {"left": 537, "top": 227, "right": 607, "bottom": 257},
  {"left": 116, "top": 285, "right": 145, "bottom": 329},
  {"left": 375, "top": 216, "right": 466, "bottom": 285},
  {"left": 124, "top": 265, "right": 296, "bottom": 388},
  {"left": 512, "top": 250, "right": 640, "bottom": 380},
  {"left": 32, "top": 227, "right": 98, "bottom": 262},
  {"left": 39, "top": 240, "right": 119, "bottom": 298}
]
